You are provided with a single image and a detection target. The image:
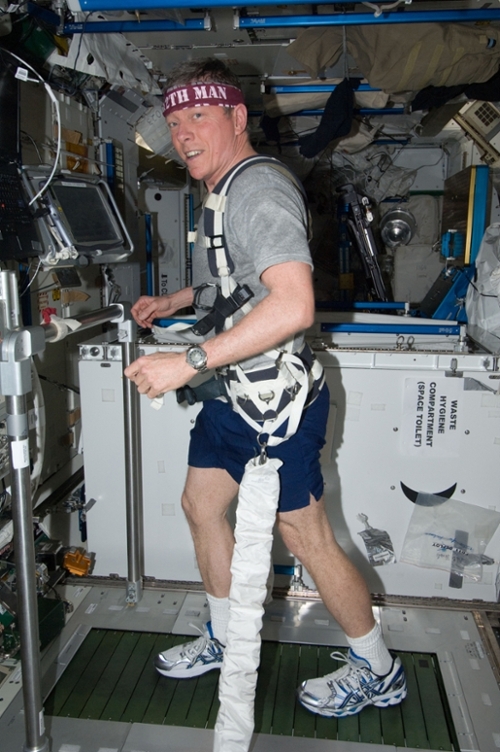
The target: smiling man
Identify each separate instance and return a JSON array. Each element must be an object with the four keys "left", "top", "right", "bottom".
[
  {"left": 124, "top": 58, "right": 406, "bottom": 719},
  {"left": 164, "top": 78, "right": 254, "bottom": 191}
]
